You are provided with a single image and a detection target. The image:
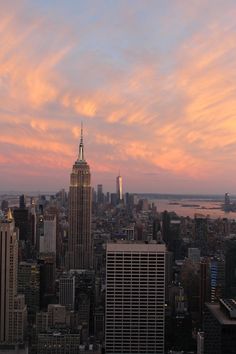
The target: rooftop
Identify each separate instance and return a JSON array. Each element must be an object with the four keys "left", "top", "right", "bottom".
[
  {"left": 107, "top": 241, "right": 166, "bottom": 253},
  {"left": 205, "top": 300, "right": 236, "bottom": 325}
]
